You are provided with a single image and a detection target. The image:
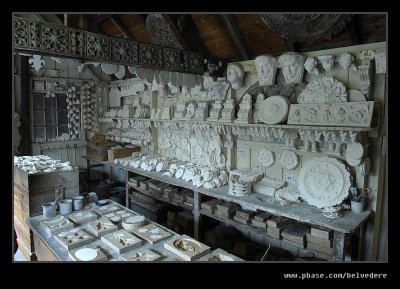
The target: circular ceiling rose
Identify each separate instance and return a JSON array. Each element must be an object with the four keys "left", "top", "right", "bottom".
[
  {"left": 261, "top": 14, "right": 352, "bottom": 43},
  {"left": 298, "top": 156, "right": 352, "bottom": 208},
  {"left": 258, "top": 95, "right": 290, "bottom": 124}
]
